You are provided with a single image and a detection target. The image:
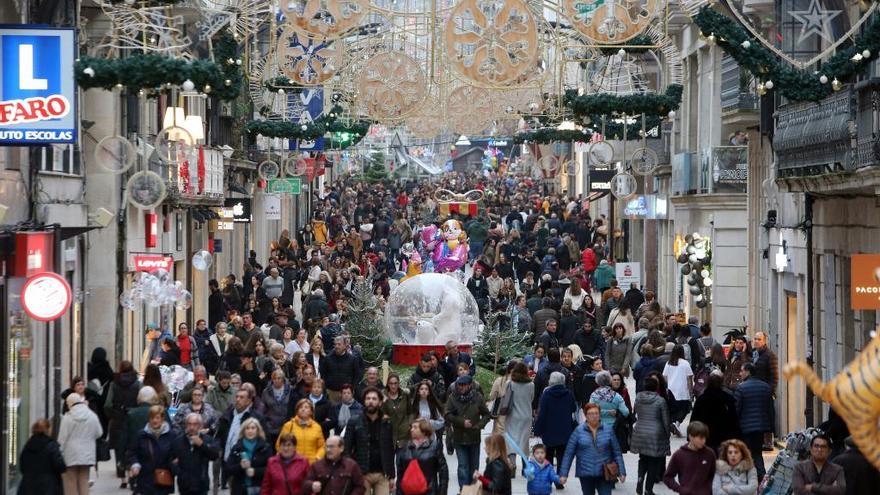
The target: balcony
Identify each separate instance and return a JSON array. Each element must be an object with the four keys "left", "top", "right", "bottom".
[
  {"left": 774, "top": 85, "right": 854, "bottom": 178},
  {"left": 720, "top": 55, "right": 760, "bottom": 127}
]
